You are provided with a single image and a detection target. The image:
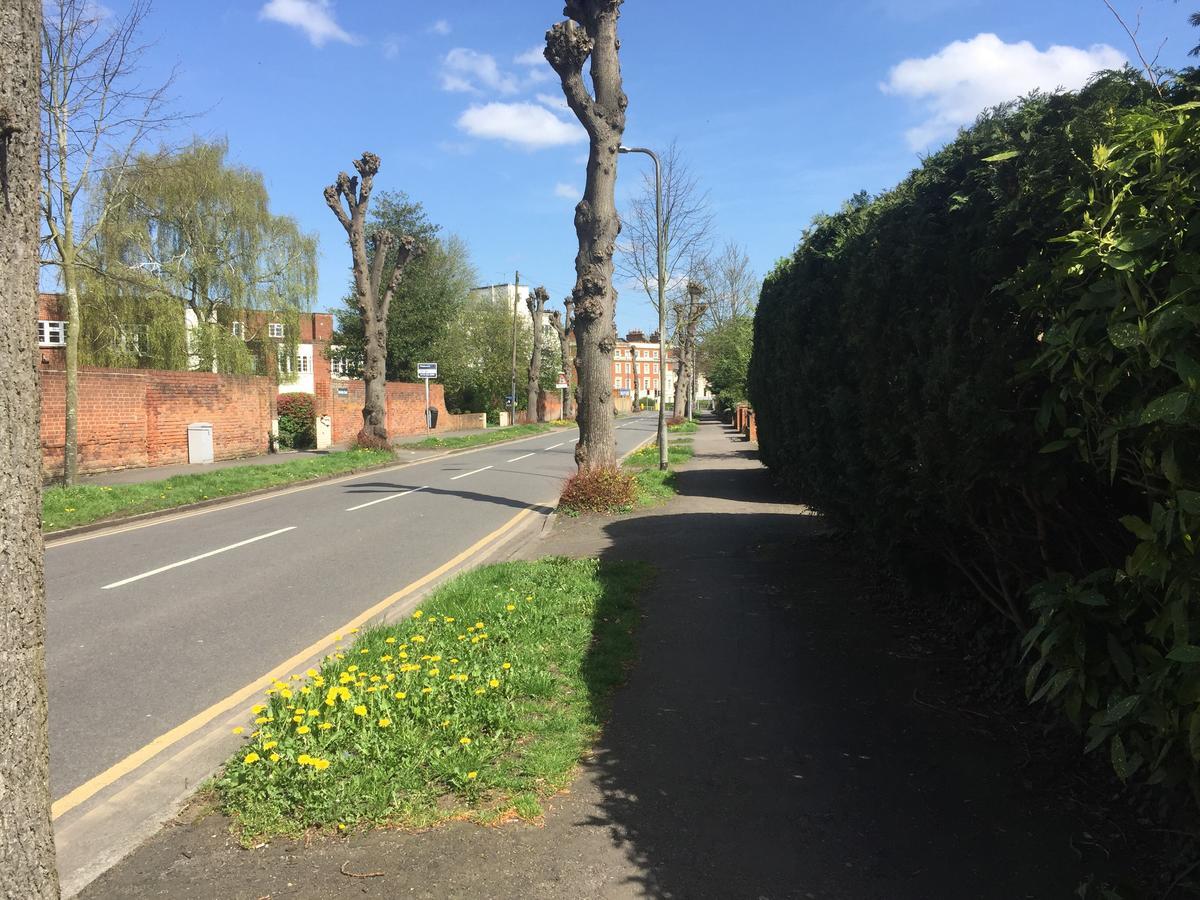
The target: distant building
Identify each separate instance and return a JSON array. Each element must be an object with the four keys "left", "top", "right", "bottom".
[{"left": 469, "top": 281, "right": 555, "bottom": 343}]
